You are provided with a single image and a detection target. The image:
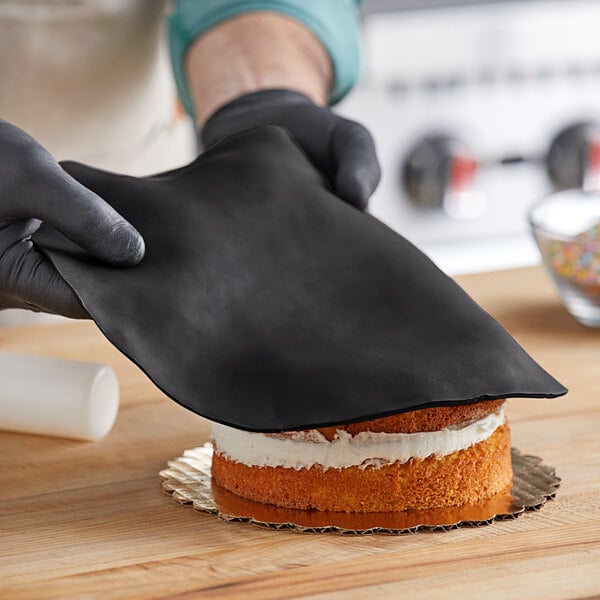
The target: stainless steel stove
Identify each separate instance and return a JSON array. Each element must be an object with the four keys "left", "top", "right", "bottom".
[{"left": 338, "top": 0, "right": 600, "bottom": 274}]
